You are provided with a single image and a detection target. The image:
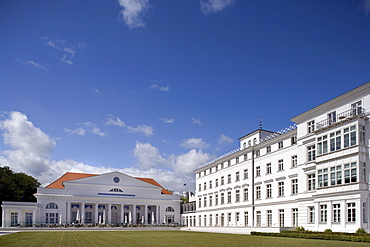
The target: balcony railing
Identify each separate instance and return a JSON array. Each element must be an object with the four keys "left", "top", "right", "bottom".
[{"left": 315, "top": 107, "right": 365, "bottom": 131}]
